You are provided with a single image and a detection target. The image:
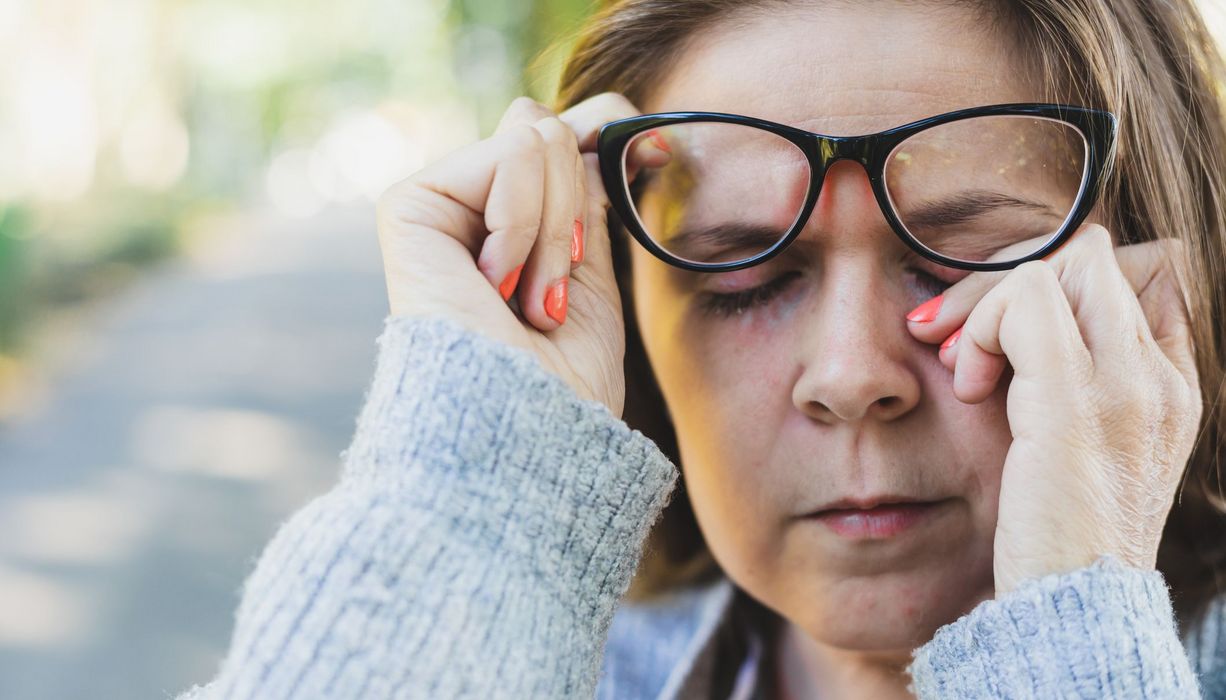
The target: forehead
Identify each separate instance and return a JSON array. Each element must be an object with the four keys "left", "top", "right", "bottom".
[{"left": 641, "top": 1, "right": 1037, "bottom": 136}]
